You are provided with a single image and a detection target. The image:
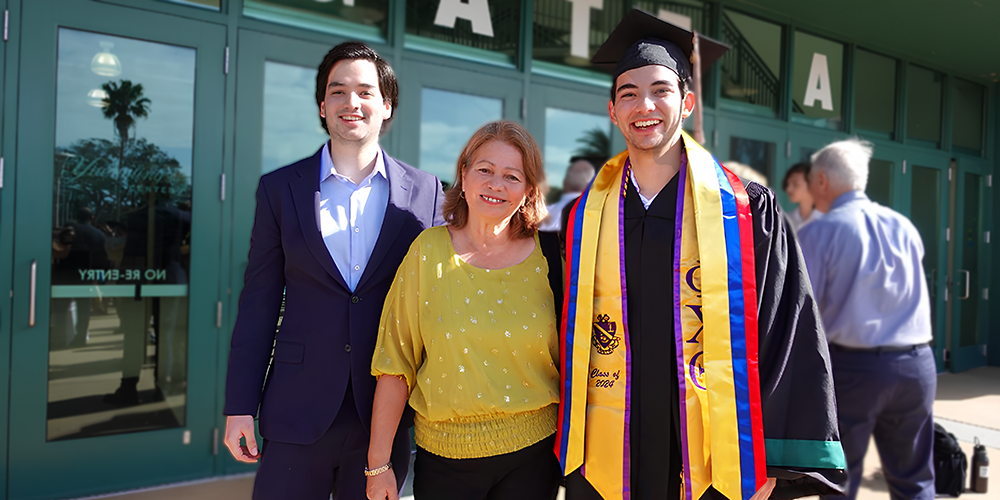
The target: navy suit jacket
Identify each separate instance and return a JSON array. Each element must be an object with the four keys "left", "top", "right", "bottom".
[{"left": 224, "top": 146, "right": 443, "bottom": 445}]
